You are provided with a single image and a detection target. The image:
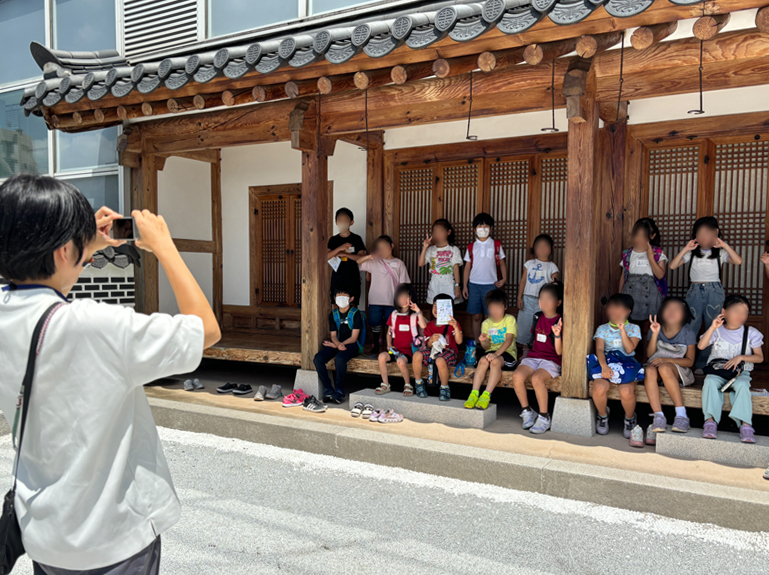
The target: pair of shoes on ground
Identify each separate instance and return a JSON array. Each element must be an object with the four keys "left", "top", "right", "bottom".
[
  {"left": 254, "top": 384, "right": 283, "bottom": 401},
  {"left": 351, "top": 402, "right": 374, "bottom": 418},
  {"left": 183, "top": 378, "right": 204, "bottom": 391},
  {"left": 350, "top": 401, "right": 404, "bottom": 423},
  {"left": 702, "top": 420, "right": 756, "bottom": 443},
  {"left": 463, "top": 390, "right": 490, "bottom": 410},
  {"left": 322, "top": 388, "right": 345, "bottom": 404},
  {"left": 282, "top": 389, "right": 309, "bottom": 407},
  {"left": 216, "top": 382, "right": 253, "bottom": 395},
  {"left": 520, "top": 408, "right": 551, "bottom": 434},
  {"left": 301, "top": 395, "right": 327, "bottom": 413},
  {"left": 375, "top": 382, "right": 416, "bottom": 397}
]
